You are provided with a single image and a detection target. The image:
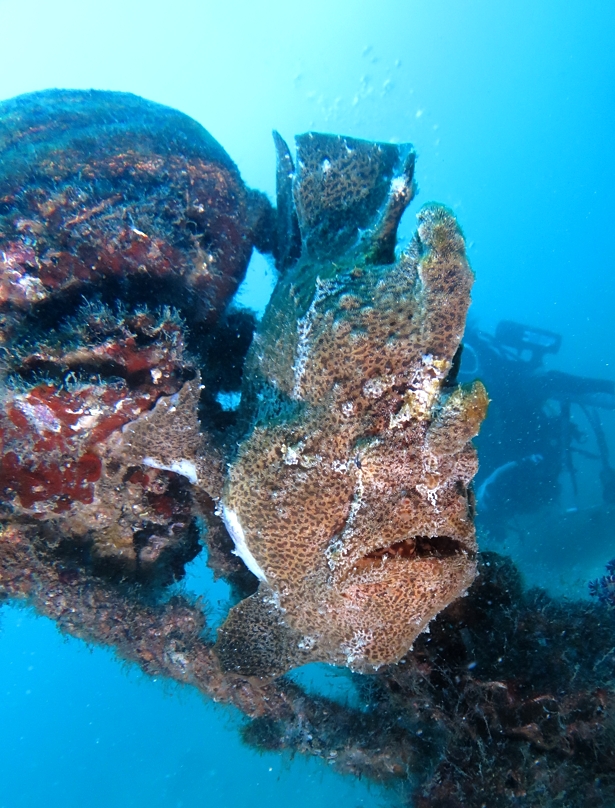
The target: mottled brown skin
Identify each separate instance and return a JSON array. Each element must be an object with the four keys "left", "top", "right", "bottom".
[{"left": 216, "top": 135, "right": 488, "bottom": 677}]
